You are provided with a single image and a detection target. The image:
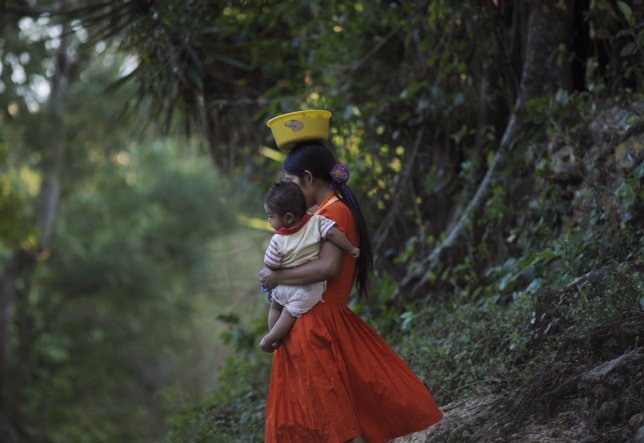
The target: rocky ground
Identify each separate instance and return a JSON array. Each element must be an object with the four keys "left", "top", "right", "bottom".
[{"left": 394, "top": 315, "right": 644, "bottom": 442}]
